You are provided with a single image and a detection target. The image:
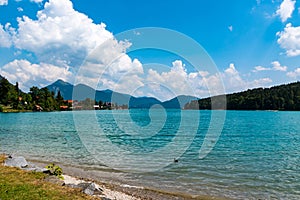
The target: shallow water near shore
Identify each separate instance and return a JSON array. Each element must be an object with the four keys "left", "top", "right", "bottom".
[{"left": 1, "top": 110, "right": 300, "bottom": 199}]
